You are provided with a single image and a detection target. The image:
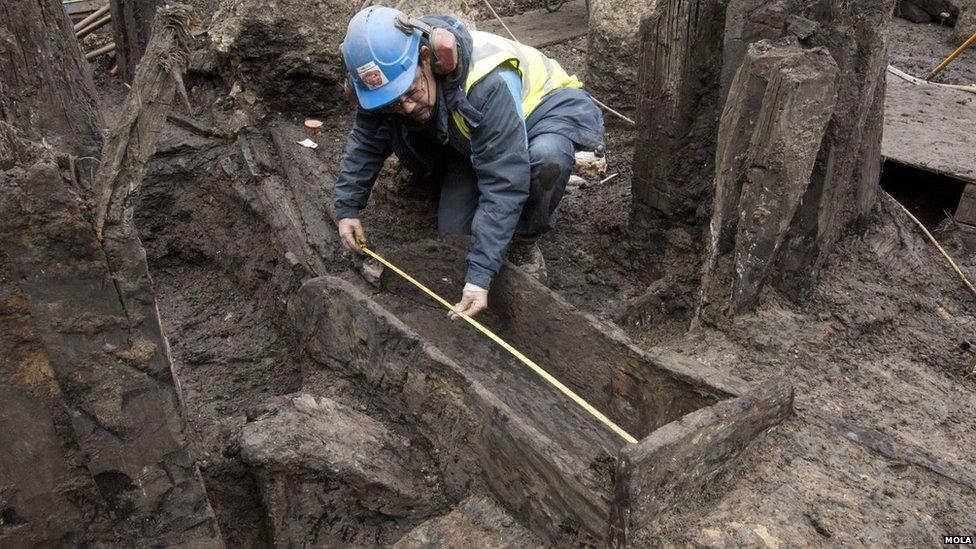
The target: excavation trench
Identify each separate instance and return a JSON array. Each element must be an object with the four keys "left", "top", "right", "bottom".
[
  {"left": 133, "top": 119, "right": 791, "bottom": 546},
  {"left": 290, "top": 239, "right": 793, "bottom": 545}
]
